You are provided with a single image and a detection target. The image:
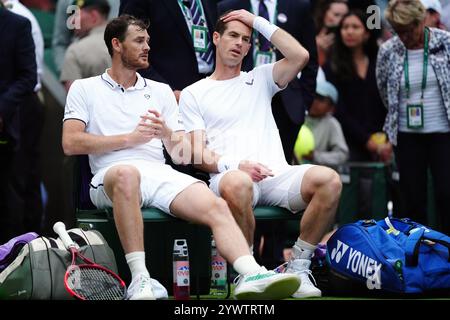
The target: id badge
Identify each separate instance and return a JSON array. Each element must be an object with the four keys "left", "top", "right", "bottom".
[
  {"left": 192, "top": 25, "right": 208, "bottom": 52},
  {"left": 255, "top": 50, "right": 276, "bottom": 67},
  {"left": 406, "top": 104, "right": 424, "bottom": 129}
]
